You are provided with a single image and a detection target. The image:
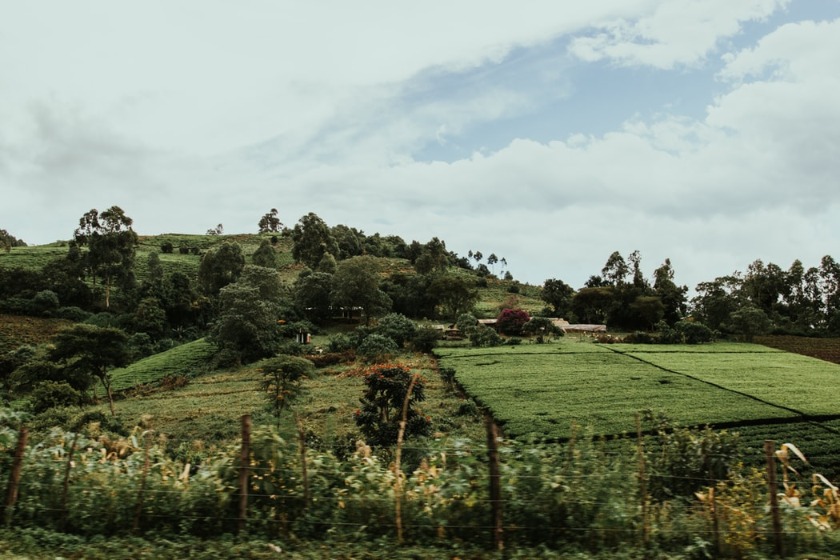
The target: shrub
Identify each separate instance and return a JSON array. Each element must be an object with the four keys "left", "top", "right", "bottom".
[
  {"left": 53, "top": 306, "right": 92, "bottom": 322},
  {"left": 410, "top": 326, "right": 440, "bottom": 353},
  {"left": 357, "top": 334, "right": 399, "bottom": 362},
  {"left": 374, "top": 313, "right": 416, "bottom": 347},
  {"left": 29, "top": 381, "right": 85, "bottom": 414},
  {"left": 32, "top": 290, "right": 60, "bottom": 314},
  {"left": 469, "top": 324, "right": 502, "bottom": 347},
  {"left": 160, "top": 241, "right": 174, "bottom": 253},
  {"left": 496, "top": 308, "right": 530, "bottom": 336},
  {"left": 327, "top": 333, "right": 355, "bottom": 353}
]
